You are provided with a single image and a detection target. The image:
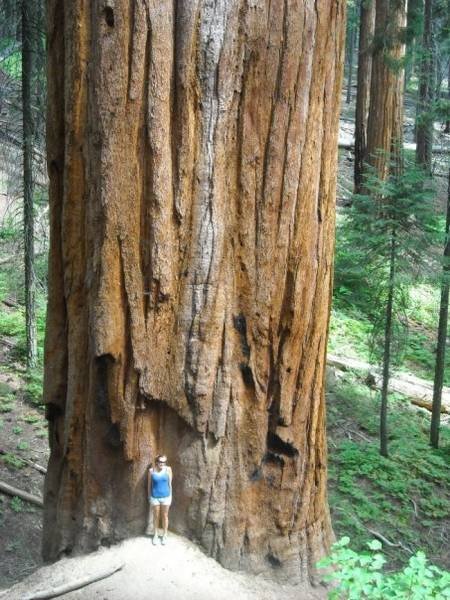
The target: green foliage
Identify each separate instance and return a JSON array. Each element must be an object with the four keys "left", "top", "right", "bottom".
[
  {"left": 12, "top": 426, "right": 22, "bottom": 435},
  {"left": 0, "top": 395, "right": 14, "bottom": 413},
  {"left": 327, "top": 375, "right": 450, "bottom": 570},
  {"left": 318, "top": 537, "right": 450, "bottom": 599},
  {"left": 0, "top": 309, "right": 26, "bottom": 339},
  {"left": 1, "top": 453, "right": 24, "bottom": 470},
  {"left": 22, "top": 413, "right": 41, "bottom": 424},
  {"left": 0, "top": 218, "right": 21, "bottom": 242},
  {"left": 330, "top": 281, "right": 450, "bottom": 385},
  {"left": 0, "top": 48, "right": 21, "bottom": 79},
  {"left": 328, "top": 308, "right": 372, "bottom": 360},
  {"left": 336, "top": 159, "right": 438, "bottom": 319},
  {"left": 333, "top": 158, "right": 444, "bottom": 384},
  {"left": 9, "top": 497, "right": 23, "bottom": 513},
  {"left": 0, "top": 381, "right": 14, "bottom": 396},
  {"left": 16, "top": 440, "right": 29, "bottom": 451},
  {"left": 24, "top": 368, "right": 43, "bottom": 405}
]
